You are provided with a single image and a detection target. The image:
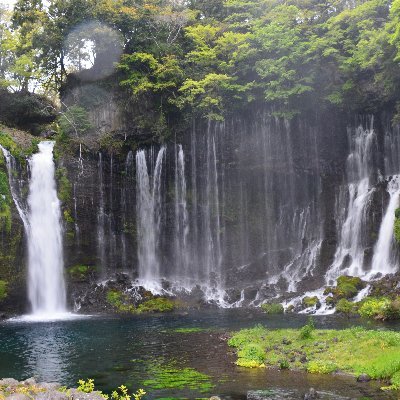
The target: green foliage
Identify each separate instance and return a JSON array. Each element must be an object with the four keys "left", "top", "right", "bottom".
[
  {"left": 237, "top": 343, "right": 266, "bottom": 367},
  {"left": 67, "top": 264, "right": 94, "bottom": 281},
  {"left": 261, "top": 302, "right": 284, "bottom": 314},
  {"left": 4, "top": 0, "right": 400, "bottom": 124},
  {"left": 299, "top": 319, "right": 315, "bottom": 340},
  {"left": 77, "top": 379, "right": 146, "bottom": 400},
  {"left": 336, "top": 275, "right": 365, "bottom": 298},
  {"left": 229, "top": 325, "right": 400, "bottom": 390},
  {"left": 77, "top": 379, "right": 95, "bottom": 393},
  {"left": 0, "top": 279, "right": 8, "bottom": 301},
  {"left": 55, "top": 167, "right": 71, "bottom": 203},
  {"left": 336, "top": 298, "right": 358, "bottom": 314},
  {"left": 106, "top": 290, "right": 136, "bottom": 313},
  {"left": 137, "top": 297, "right": 175, "bottom": 313},
  {"left": 58, "top": 105, "right": 92, "bottom": 138},
  {"left": 307, "top": 360, "right": 338, "bottom": 374},
  {"left": 302, "top": 296, "right": 319, "bottom": 308},
  {"left": 394, "top": 208, "right": 400, "bottom": 243},
  {"left": 358, "top": 297, "right": 391, "bottom": 319}
]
